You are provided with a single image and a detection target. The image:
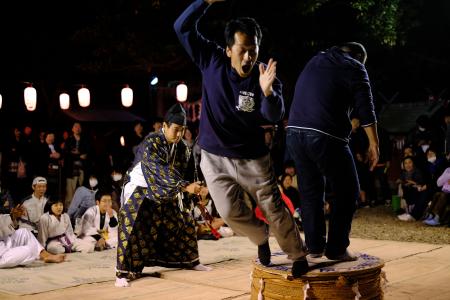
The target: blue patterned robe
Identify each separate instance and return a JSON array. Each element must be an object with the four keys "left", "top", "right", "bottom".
[{"left": 116, "top": 131, "right": 199, "bottom": 276}]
